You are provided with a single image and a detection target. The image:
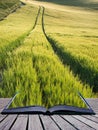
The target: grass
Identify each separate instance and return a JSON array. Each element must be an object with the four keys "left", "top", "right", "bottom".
[
  {"left": 0, "top": 4, "right": 38, "bottom": 49},
  {"left": 0, "top": 0, "right": 21, "bottom": 21},
  {"left": 44, "top": 5, "right": 98, "bottom": 92},
  {"left": 0, "top": 6, "right": 93, "bottom": 108},
  {"left": 0, "top": 4, "right": 39, "bottom": 74}
]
